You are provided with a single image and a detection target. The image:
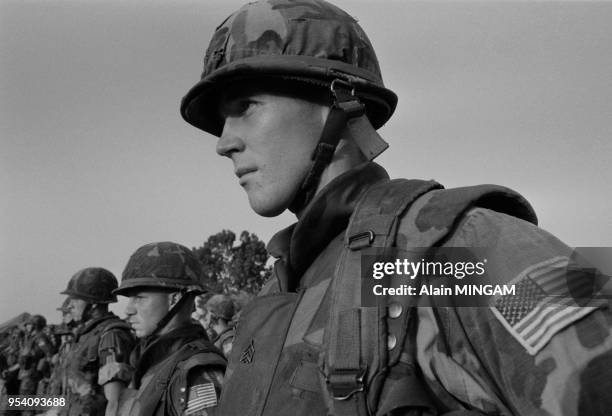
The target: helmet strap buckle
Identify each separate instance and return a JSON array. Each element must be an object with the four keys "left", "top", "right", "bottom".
[{"left": 290, "top": 79, "right": 365, "bottom": 213}]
